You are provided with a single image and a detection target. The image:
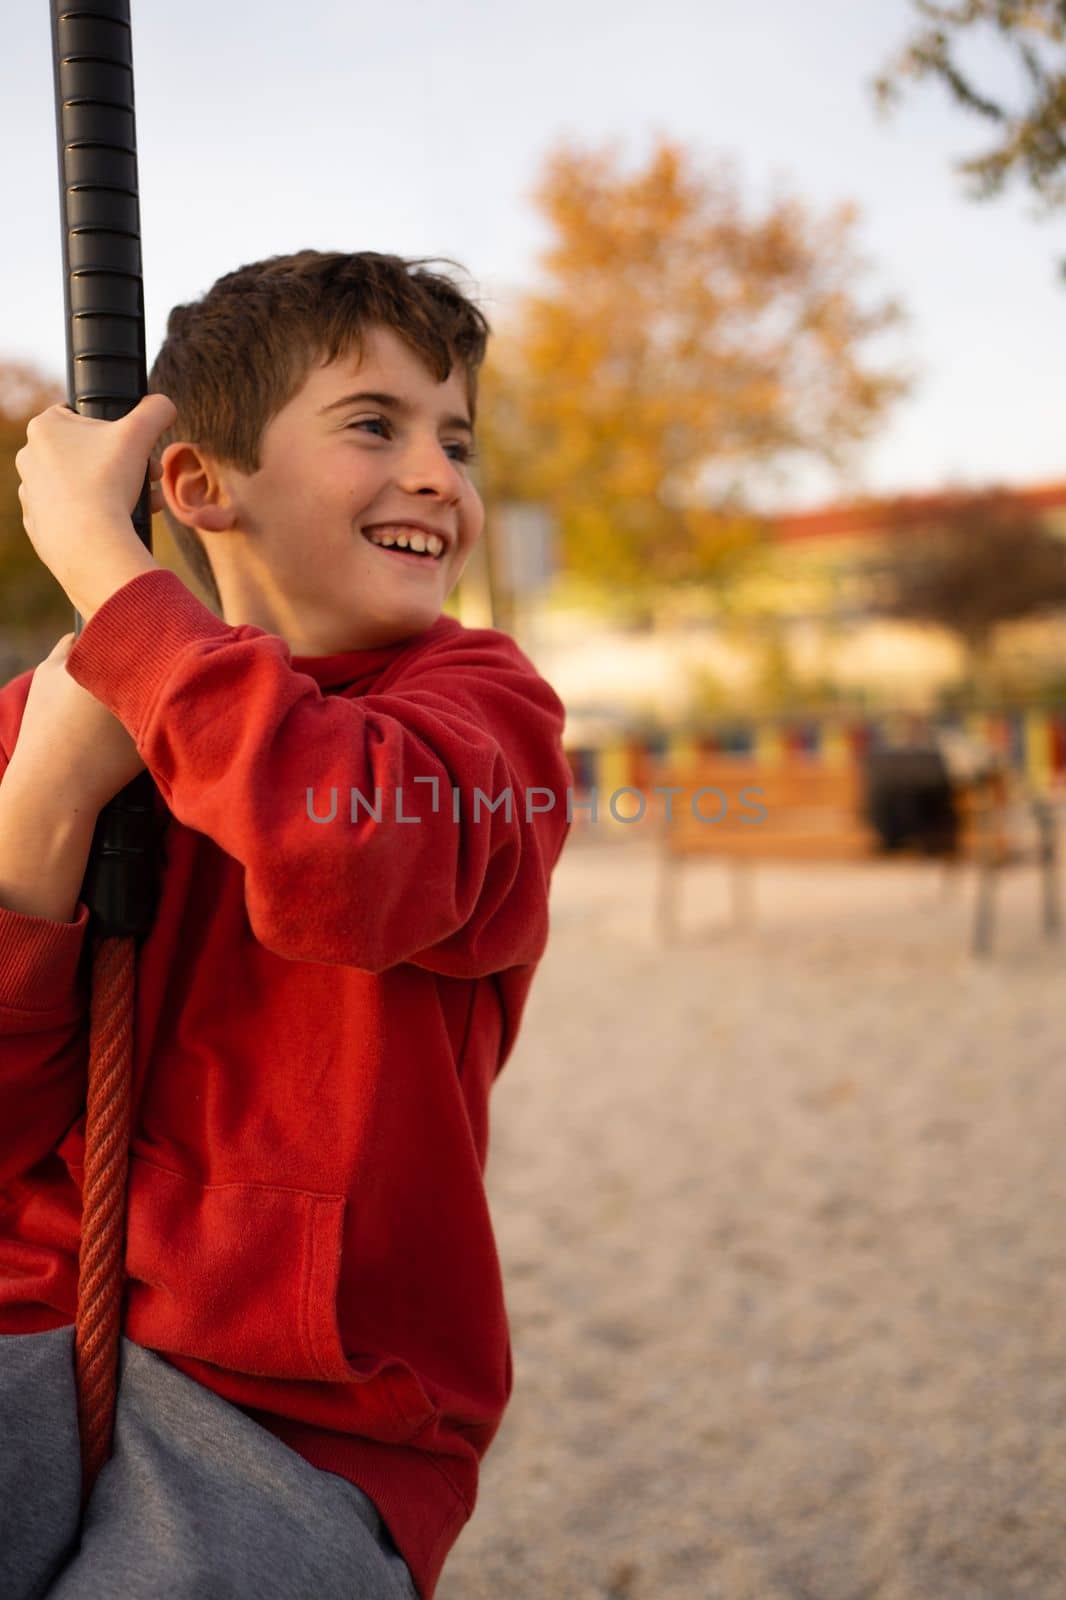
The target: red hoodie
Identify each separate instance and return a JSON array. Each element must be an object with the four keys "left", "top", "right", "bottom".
[{"left": 0, "top": 568, "right": 572, "bottom": 1600}]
